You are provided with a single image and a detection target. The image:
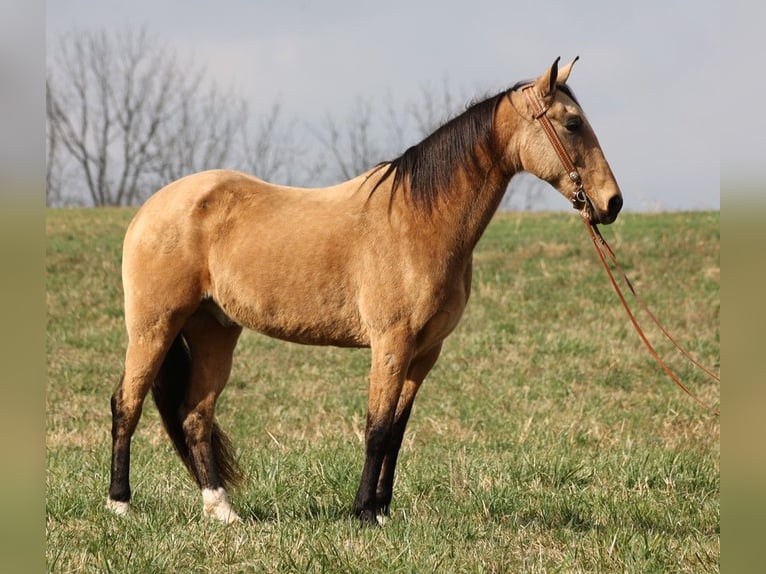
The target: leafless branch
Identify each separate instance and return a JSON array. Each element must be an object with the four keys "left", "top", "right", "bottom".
[{"left": 46, "top": 27, "right": 243, "bottom": 206}]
